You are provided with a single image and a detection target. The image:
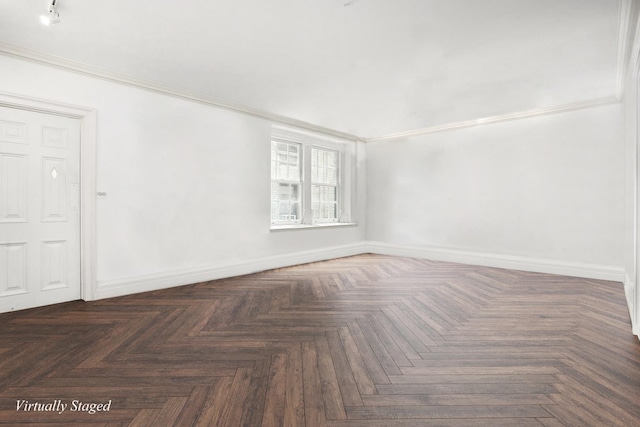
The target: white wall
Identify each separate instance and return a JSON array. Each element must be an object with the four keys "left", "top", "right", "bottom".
[
  {"left": 0, "top": 55, "right": 366, "bottom": 298},
  {"left": 0, "top": 53, "right": 632, "bottom": 326},
  {"left": 367, "top": 104, "right": 625, "bottom": 277}
]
